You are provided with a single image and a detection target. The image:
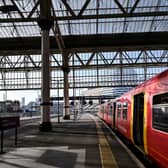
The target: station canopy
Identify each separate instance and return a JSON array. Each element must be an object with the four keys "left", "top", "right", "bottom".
[
  {"left": 0, "top": 0, "right": 167, "bottom": 51},
  {"left": 0, "top": 0, "right": 168, "bottom": 92}
]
